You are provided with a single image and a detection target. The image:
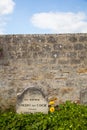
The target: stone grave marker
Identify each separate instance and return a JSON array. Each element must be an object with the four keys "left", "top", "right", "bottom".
[
  {"left": 80, "top": 89, "right": 87, "bottom": 105},
  {"left": 16, "top": 87, "right": 48, "bottom": 114}
]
